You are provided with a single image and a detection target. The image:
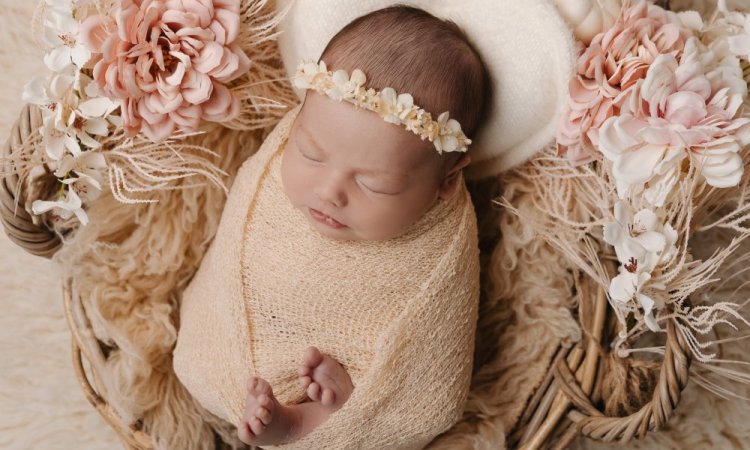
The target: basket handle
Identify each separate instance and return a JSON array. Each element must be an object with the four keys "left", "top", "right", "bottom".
[
  {"left": 1, "top": 104, "right": 63, "bottom": 258},
  {"left": 563, "top": 318, "right": 690, "bottom": 442}
]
